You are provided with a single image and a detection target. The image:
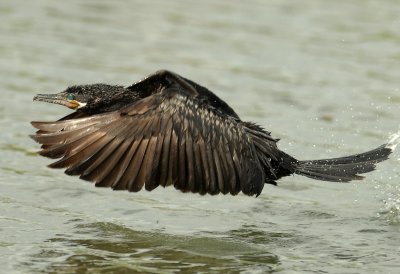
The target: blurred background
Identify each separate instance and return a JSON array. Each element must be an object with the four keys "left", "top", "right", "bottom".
[{"left": 1, "top": 0, "right": 399, "bottom": 273}]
